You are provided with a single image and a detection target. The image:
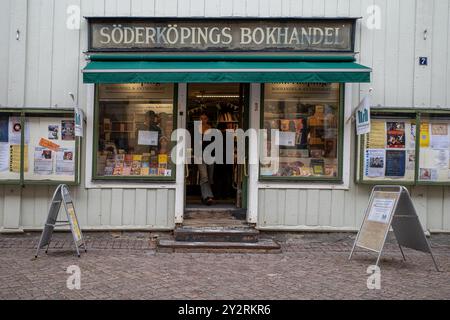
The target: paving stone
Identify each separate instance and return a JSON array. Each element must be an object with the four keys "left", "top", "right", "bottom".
[{"left": 0, "top": 232, "right": 449, "bottom": 299}]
